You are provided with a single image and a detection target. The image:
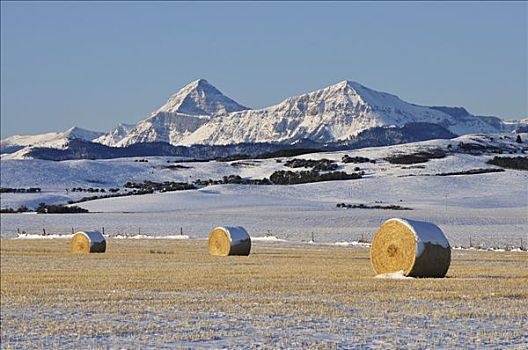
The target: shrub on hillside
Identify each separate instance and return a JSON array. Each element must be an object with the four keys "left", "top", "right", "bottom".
[
  {"left": 487, "top": 156, "right": 528, "bottom": 171},
  {"left": 284, "top": 158, "right": 338, "bottom": 171},
  {"left": 269, "top": 170, "right": 361, "bottom": 185},
  {"left": 0, "top": 205, "right": 30, "bottom": 214},
  {"left": 0, "top": 187, "right": 41, "bottom": 193},
  {"left": 341, "top": 155, "right": 376, "bottom": 164},
  {"left": 385, "top": 150, "right": 446, "bottom": 164},
  {"left": 36, "top": 203, "right": 88, "bottom": 214}
]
